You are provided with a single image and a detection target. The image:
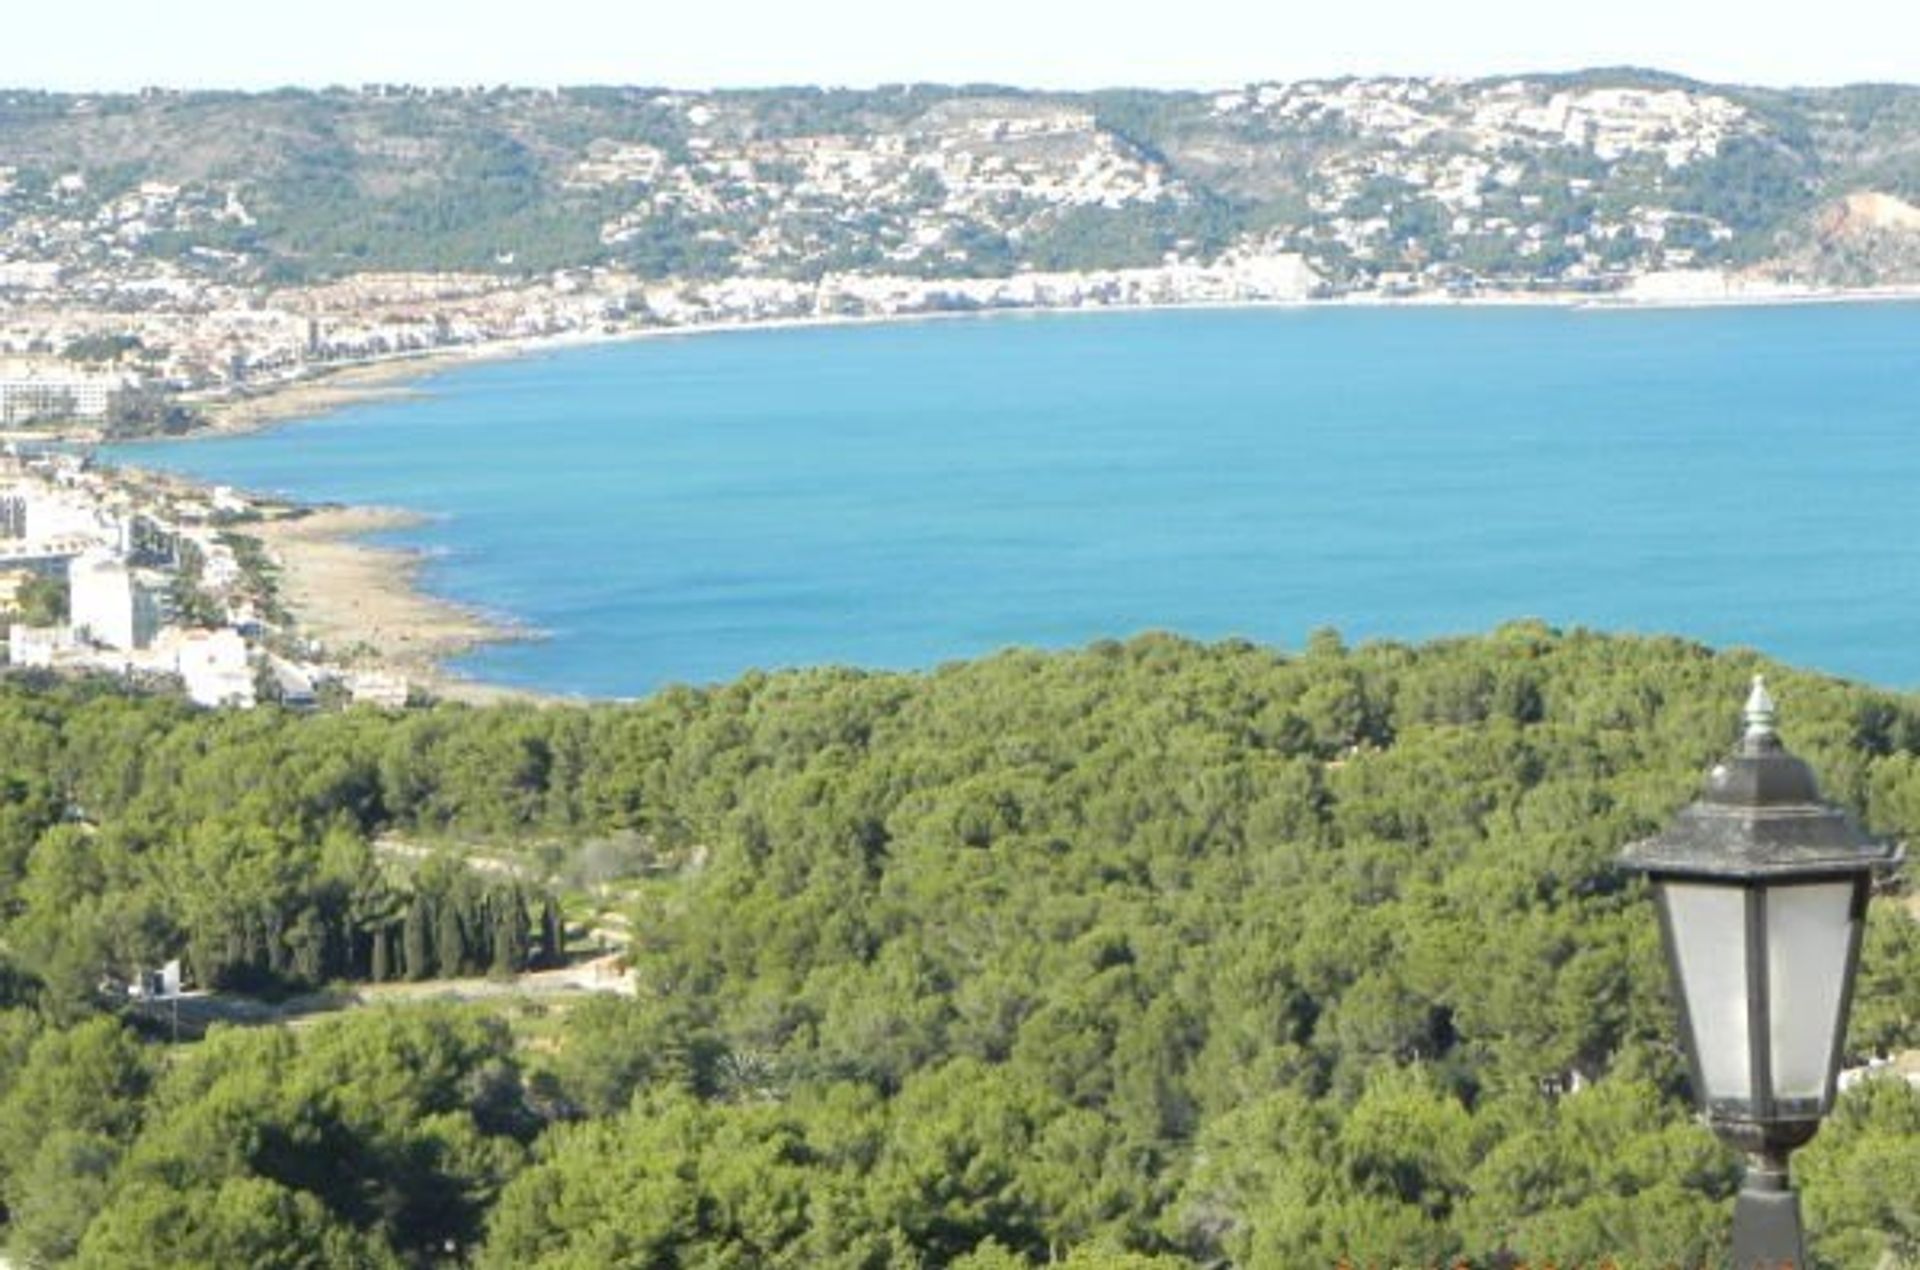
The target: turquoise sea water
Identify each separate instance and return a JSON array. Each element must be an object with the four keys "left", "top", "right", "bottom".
[{"left": 110, "top": 304, "right": 1920, "bottom": 698}]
